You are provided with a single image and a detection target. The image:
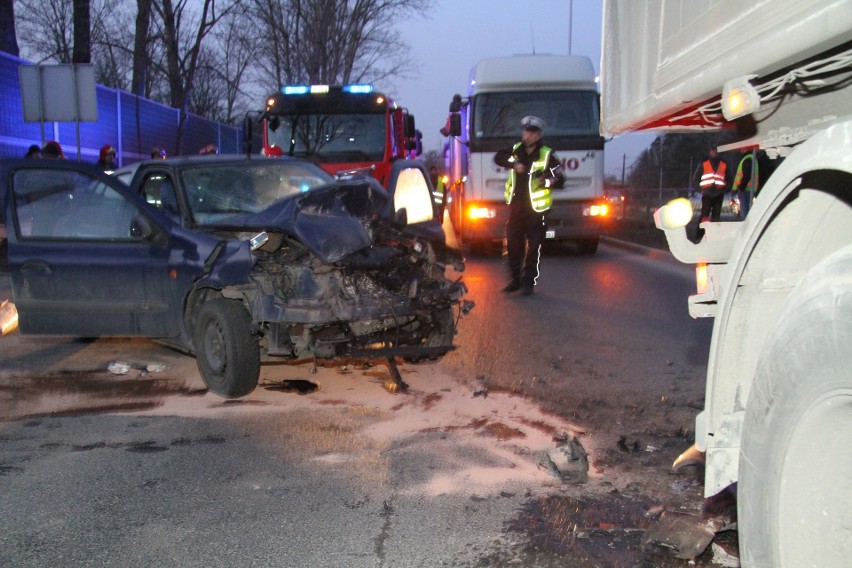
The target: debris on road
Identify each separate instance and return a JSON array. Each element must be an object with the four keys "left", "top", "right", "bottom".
[
  {"left": 546, "top": 431, "right": 588, "bottom": 484},
  {"left": 640, "top": 511, "right": 716, "bottom": 559},
  {"left": 712, "top": 542, "right": 741, "bottom": 567},
  {"left": 107, "top": 361, "right": 132, "bottom": 375},
  {"left": 0, "top": 299, "right": 17, "bottom": 336}
]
